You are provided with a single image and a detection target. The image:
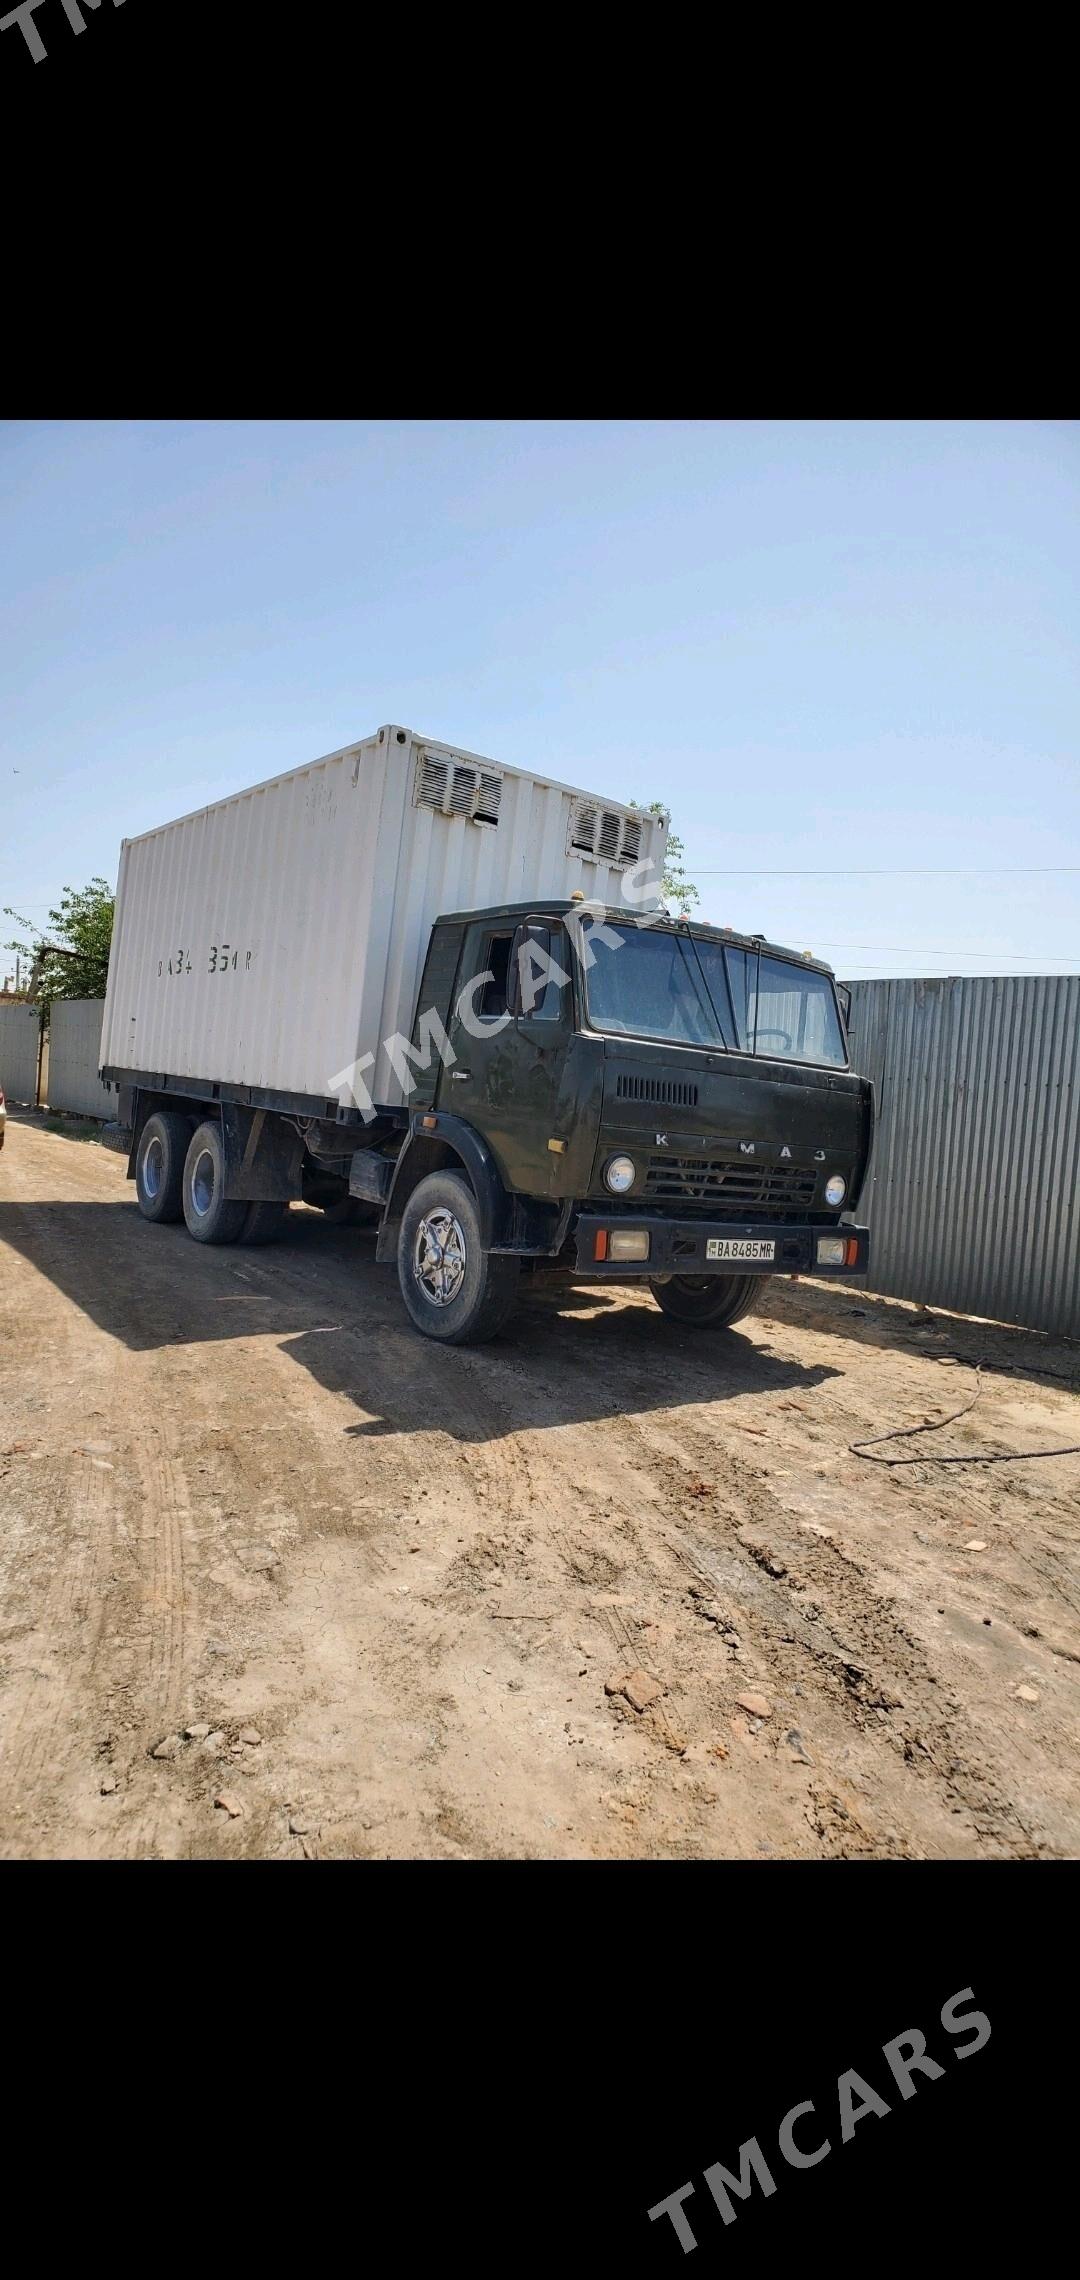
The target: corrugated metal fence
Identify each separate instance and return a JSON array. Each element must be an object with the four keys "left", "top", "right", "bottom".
[
  {"left": 0, "top": 997, "right": 112, "bottom": 1118},
  {"left": 0, "top": 1000, "right": 42, "bottom": 1105},
  {"left": 47, "top": 998, "right": 112, "bottom": 1118},
  {"left": 844, "top": 975, "right": 1080, "bottom": 1338}
]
